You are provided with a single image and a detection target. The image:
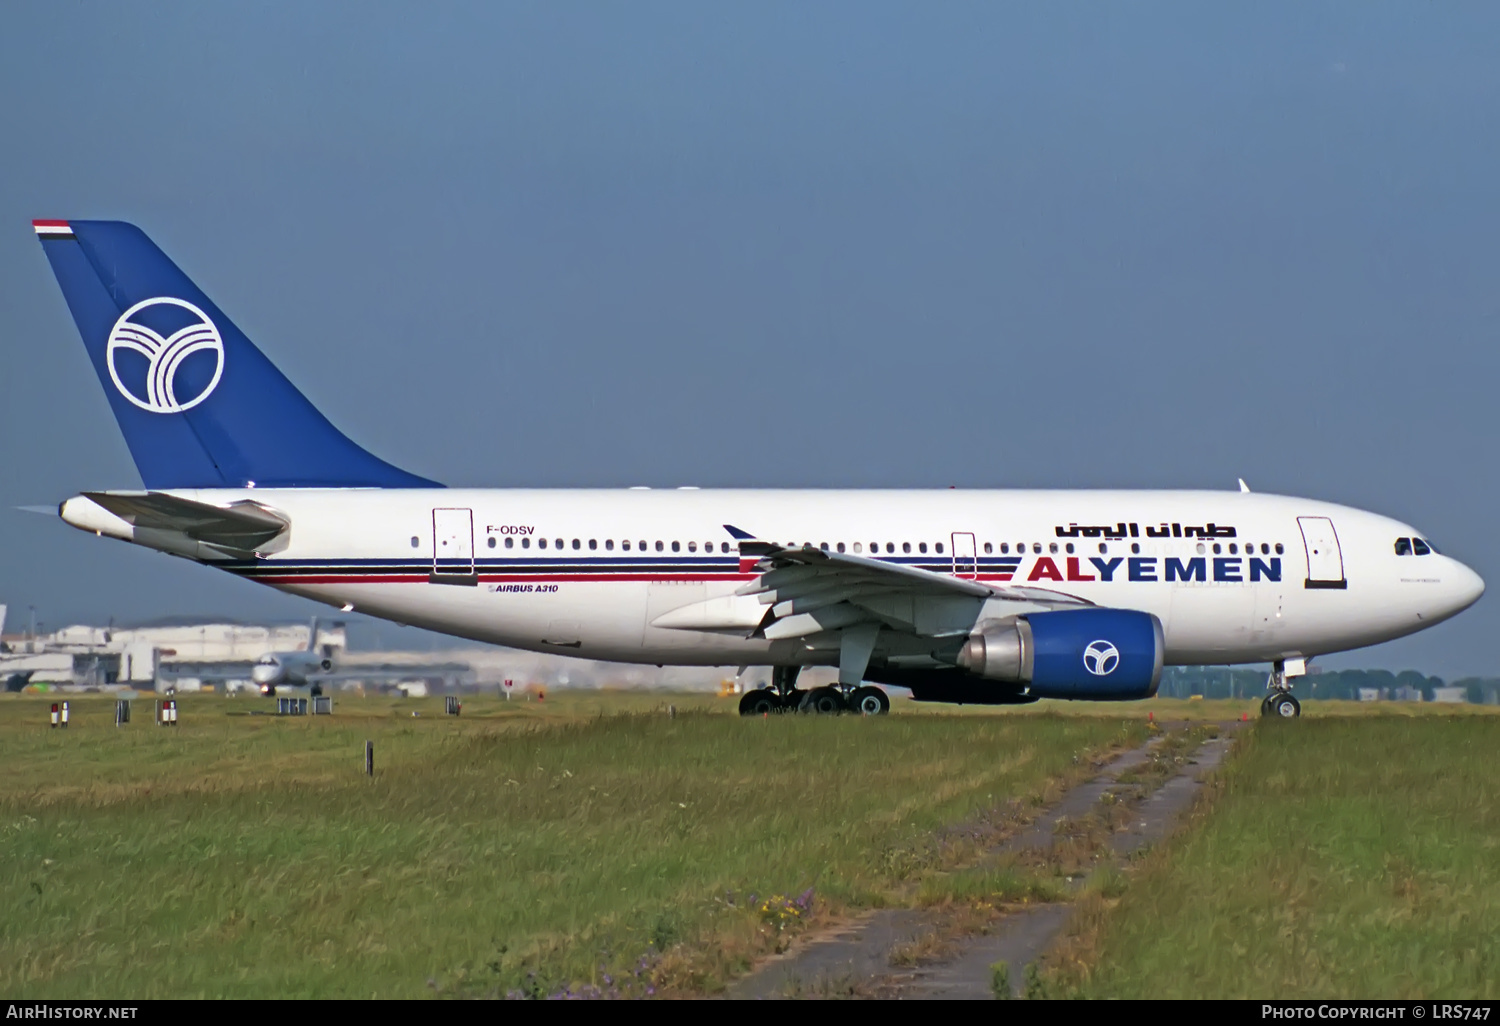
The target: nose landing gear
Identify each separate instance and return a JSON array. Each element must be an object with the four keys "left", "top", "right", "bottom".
[
  {"left": 1260, "top": 658, "right": 1306, "bottom": 718},
  {"left": 1263, "top": 691, "right": 1301, "bottom": 718}
]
